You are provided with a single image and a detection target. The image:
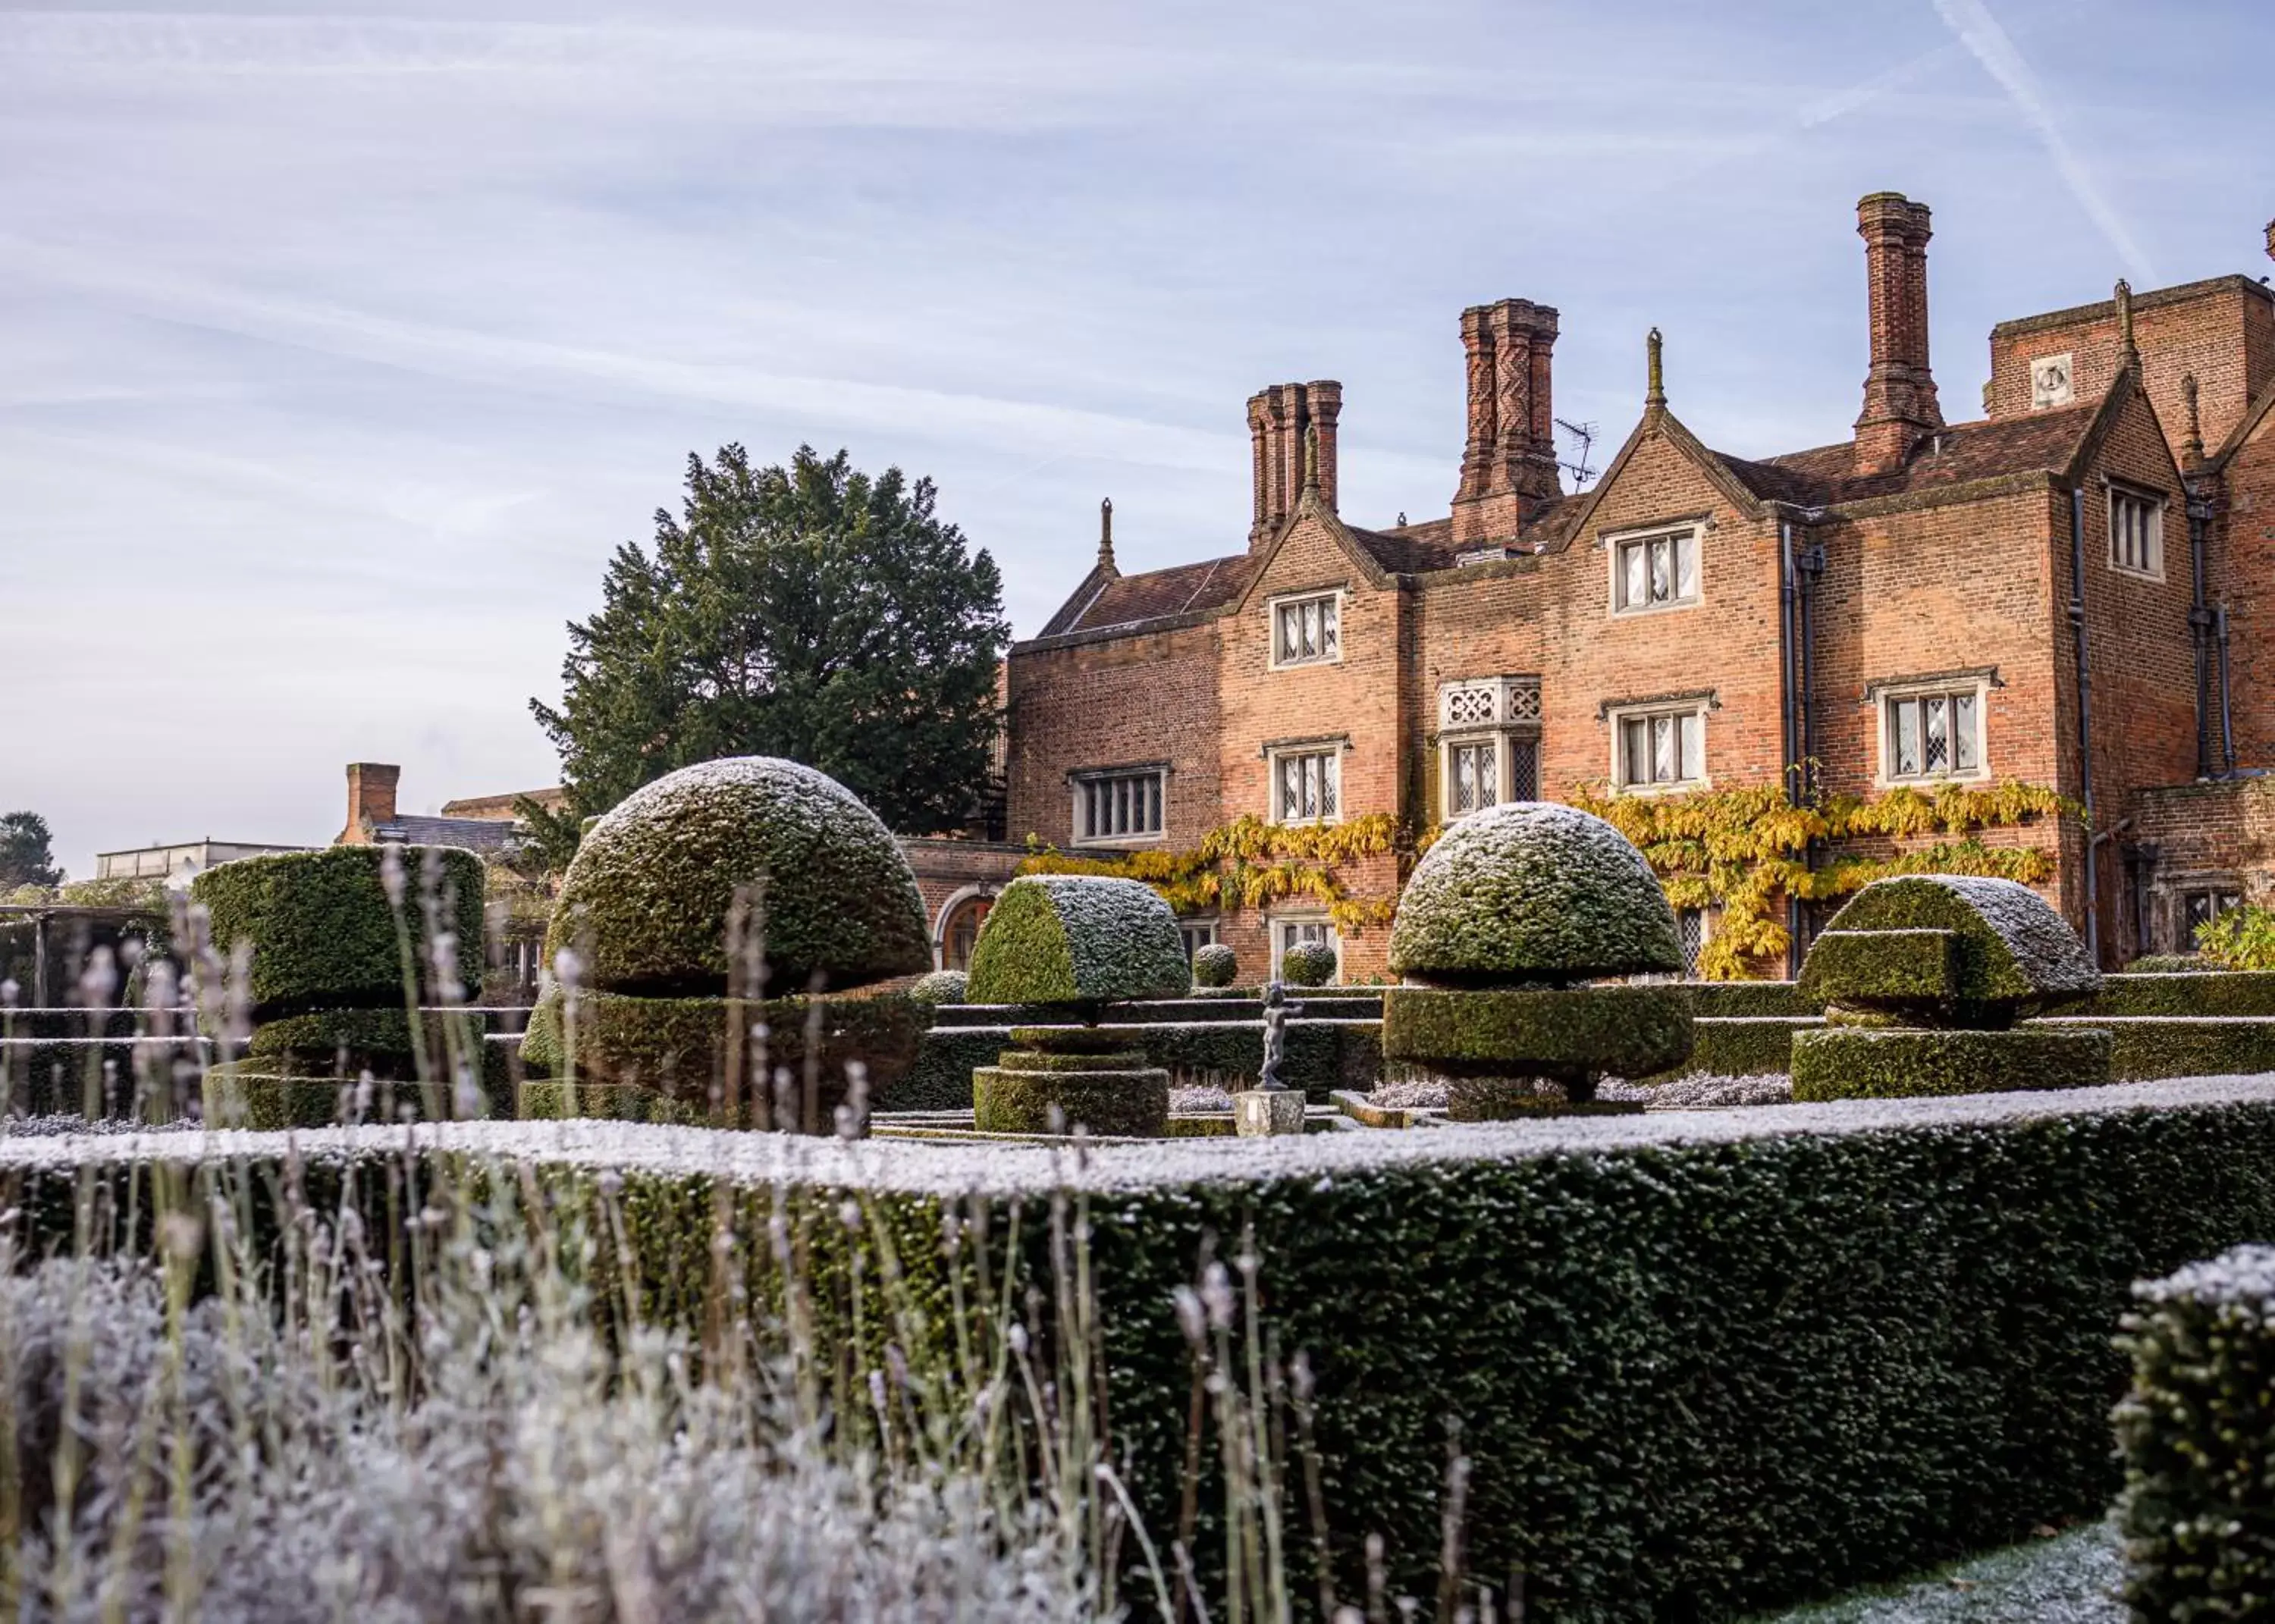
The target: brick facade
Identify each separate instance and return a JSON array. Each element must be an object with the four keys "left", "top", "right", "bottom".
[{"left": 1006, "top": 193, "right": 2275, "bottom": 977}]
